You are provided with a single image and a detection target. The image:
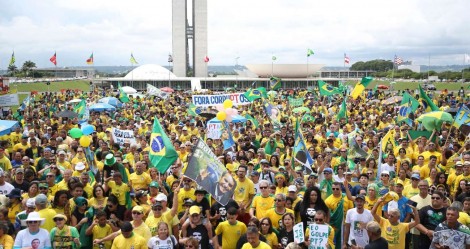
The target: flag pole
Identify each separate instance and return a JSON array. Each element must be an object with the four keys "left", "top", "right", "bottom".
[
  {"left": 463, "top": 53, "right": 466, "bottom": 83},
  {"left": 306, "top": 54, "right": 309, "bottom": 88}
]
